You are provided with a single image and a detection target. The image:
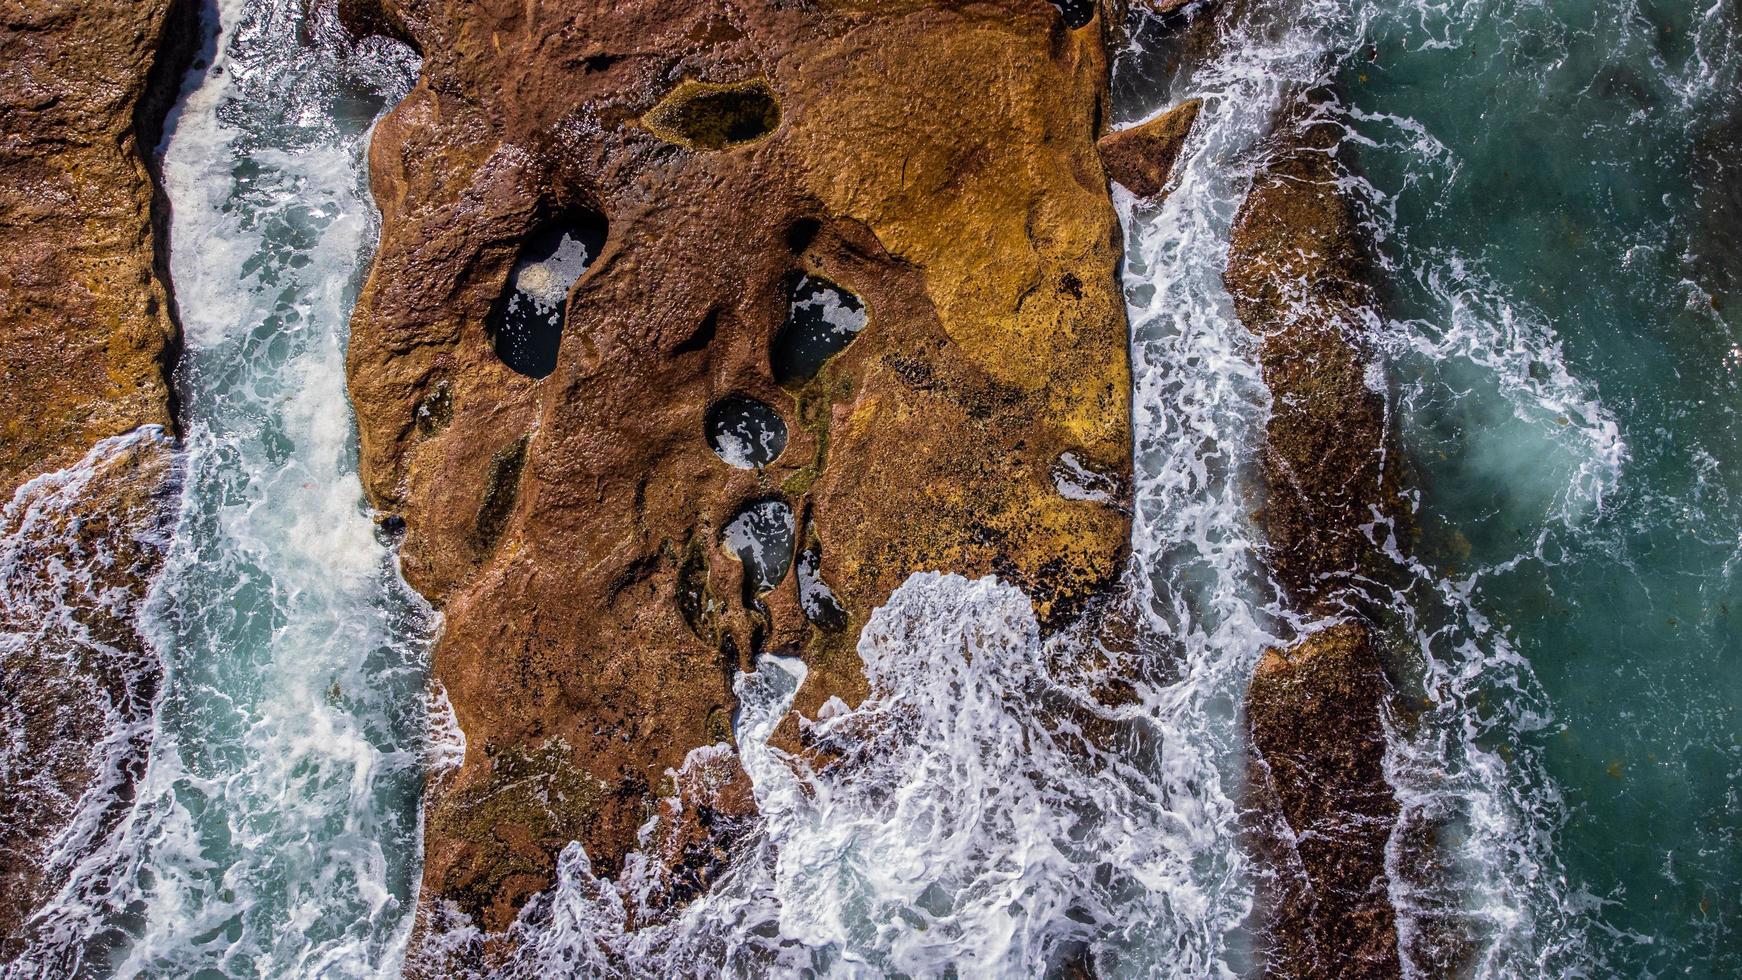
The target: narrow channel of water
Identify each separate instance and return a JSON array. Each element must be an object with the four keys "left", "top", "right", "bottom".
[{"left": 8, "top": 2, "right": 427, "bottom": 975}]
